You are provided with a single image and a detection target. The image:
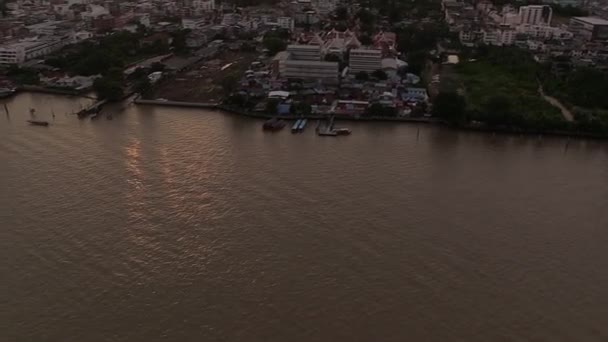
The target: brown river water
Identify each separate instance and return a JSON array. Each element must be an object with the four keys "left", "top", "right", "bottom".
[{"left": 1, "top": 93, "right": 608, "bottom": 341}]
